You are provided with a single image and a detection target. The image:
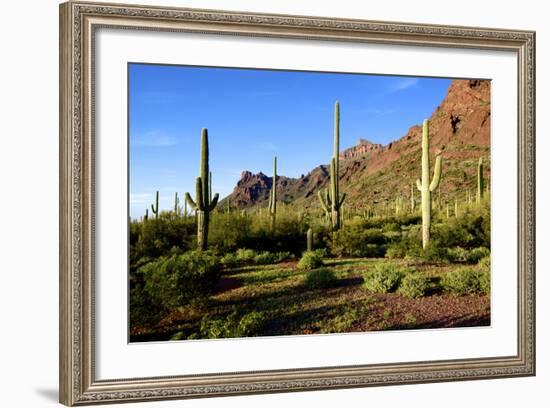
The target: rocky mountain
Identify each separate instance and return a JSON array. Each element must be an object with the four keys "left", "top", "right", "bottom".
[{"left": 221, "top": 79, "right": 491, "bottom": 212}]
